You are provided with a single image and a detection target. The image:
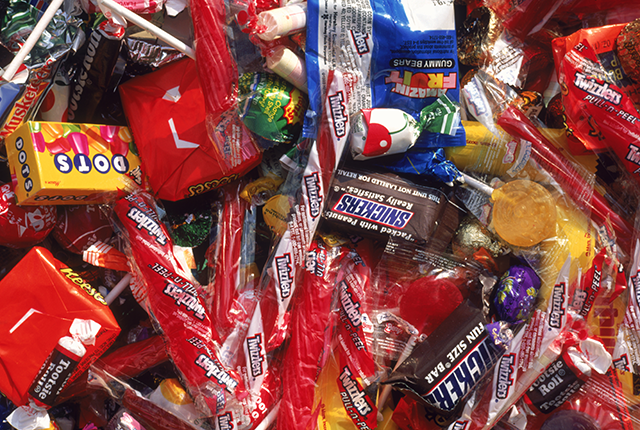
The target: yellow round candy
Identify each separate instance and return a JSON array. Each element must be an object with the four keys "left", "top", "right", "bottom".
[{"left": 492, "top": 180, "right": 557, "bottom": 247}]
